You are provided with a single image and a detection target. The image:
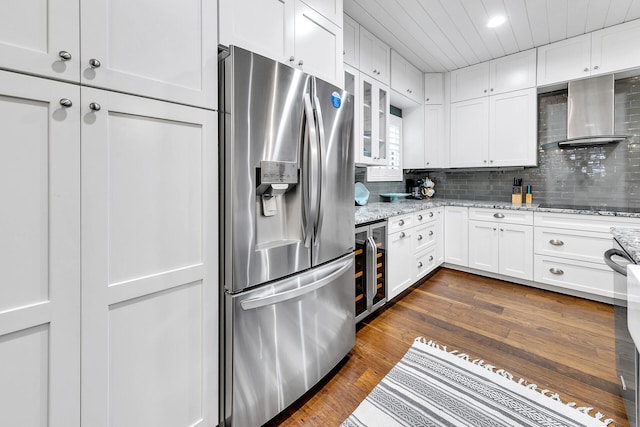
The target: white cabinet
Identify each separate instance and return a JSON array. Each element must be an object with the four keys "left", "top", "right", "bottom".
[
  {"left": 424, "top": 73, "right": 444, "bottom": 104},
  {"left": 359, "top": 27, "right": 390, "bottom": 84},
  {"left": 0, "top": 71, "right": 80, "bottom": 427},
  {"left": 0, "top": 0, "right": 80, "bottom": 82},
  {"left": 391, "top": 50, "right": 423, "bottom": 105},
  {"left": 444, "top": 206, "right": 468, "bottom": 266},
  {"left": 301, "top": 0, "right": 342, "bottom": 24},
  {"left": 220, "top": 0, "right": 342, "bottom": 87},
  {"left": 82, "top": 0, "right": 217, "bottom": 109},
  {"left": 357, "top": 74, "right": 390, "bottom": 166},
  {"left": 387, "top": 214, "right": 414, "bottom": 299},
  {"left": 343, "top": 14, "right": 359, "bottom": 67},
  {"left": 450, "top": 88, "right": 536, "bottom": 168},
  {"left": 538, "top": 19, "right": 640, "bottom": 86},
  {"left": 450, "top": 62, "right": 490, "bottom": 102},
  {"left": 403, "top": 104, "right": 447, "bottom": 169},
  {"left": 468, "top": 208, "right": 534, "bottom": 281},
  {"left": 80, "top": 88, "right": 218, "bottom": 426},
  {"left": 425, "top": 105, "right": 447, "bottom": 168}
]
